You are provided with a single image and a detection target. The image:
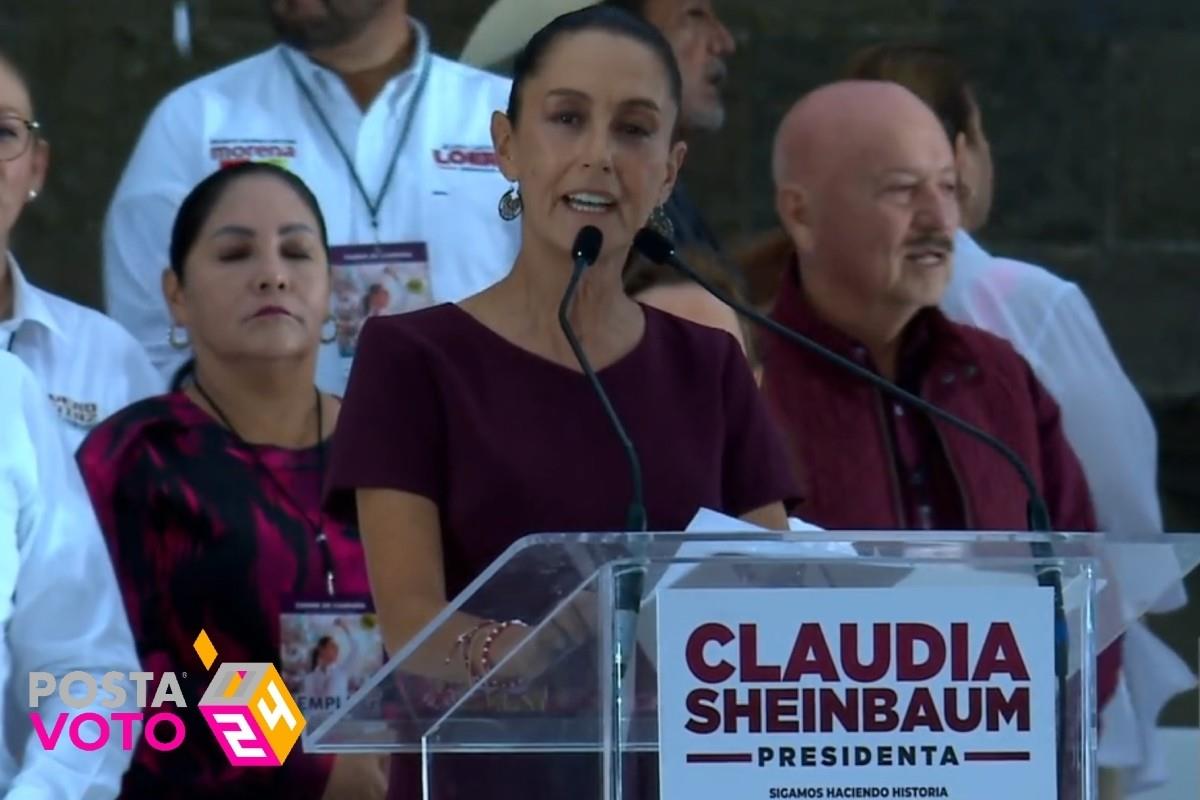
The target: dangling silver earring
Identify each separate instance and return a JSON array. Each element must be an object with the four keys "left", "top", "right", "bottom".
[
  {"left": 320, "top": 315, "right": 337, "bottom": 345},
  {"left": 648, "top": 205, "right": 675, "bottom": 241},
  {"left": 498, "top": 185, "right": 523, "bottom": 221},
  {"left": 168, "top": 323, "right": 190, "bottom": 350}
]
